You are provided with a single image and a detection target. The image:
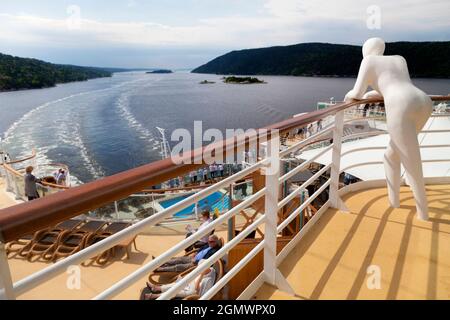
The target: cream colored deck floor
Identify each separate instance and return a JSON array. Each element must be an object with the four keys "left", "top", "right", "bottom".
[
  {"left": 8, "top": 228, "right": 228, "bottom": 300},
  {"left": 254, "top": 184, "right": 450, "bottom": 300}
]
